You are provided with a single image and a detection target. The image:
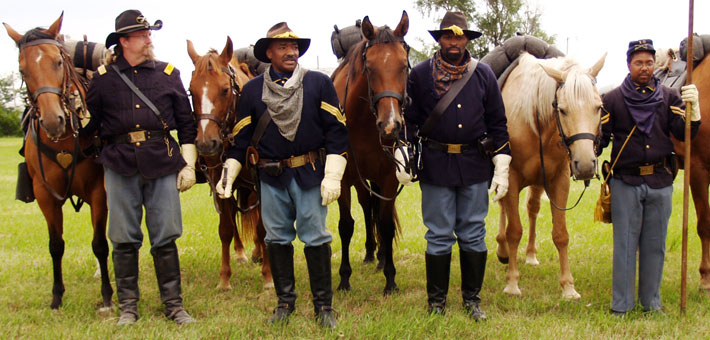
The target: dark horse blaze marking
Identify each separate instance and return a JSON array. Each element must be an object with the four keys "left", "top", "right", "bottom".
[
  {"left": 4, "top": 13, "right": 112, "bottom": 309},
  {"left": 331, "top": 11, "right": 409, "bottom": 295}
]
